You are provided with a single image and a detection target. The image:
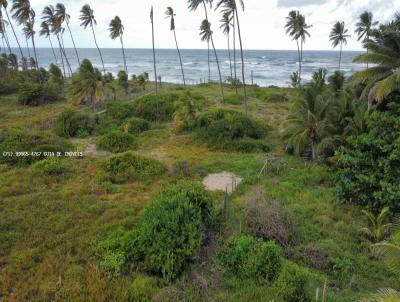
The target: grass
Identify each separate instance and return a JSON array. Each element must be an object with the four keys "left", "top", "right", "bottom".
[{"left": 0, "top": 82, "right": 396, "bottom": 301}]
